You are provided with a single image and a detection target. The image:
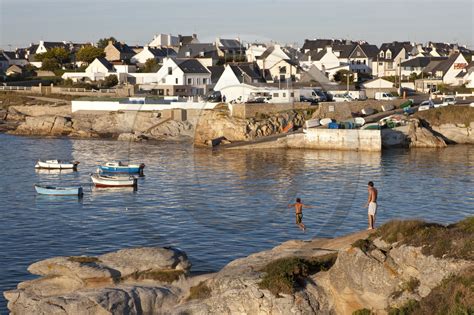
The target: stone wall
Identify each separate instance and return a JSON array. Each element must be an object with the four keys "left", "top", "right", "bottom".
[
  {"left": 230, "top": 102, "right": 314, "bottom": 119},
  {"left": 315, "top": 100, "right": 406, "bottom": 121}
]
